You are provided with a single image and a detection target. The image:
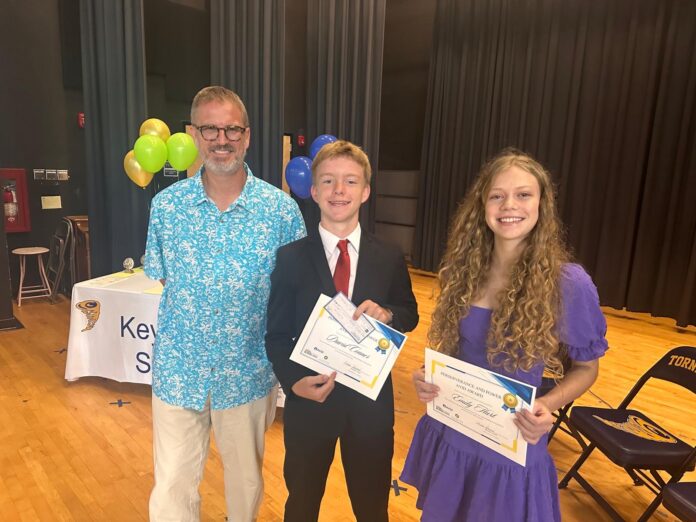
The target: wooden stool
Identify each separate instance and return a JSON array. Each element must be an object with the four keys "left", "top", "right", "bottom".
[{"left": 12, "top": 247, "right": 52, "bottom": 306}]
